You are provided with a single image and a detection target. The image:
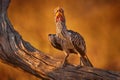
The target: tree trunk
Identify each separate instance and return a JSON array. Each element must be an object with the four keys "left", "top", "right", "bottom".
[{"left": 0, "top": 0, "right": 120, "bottom": 80}]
